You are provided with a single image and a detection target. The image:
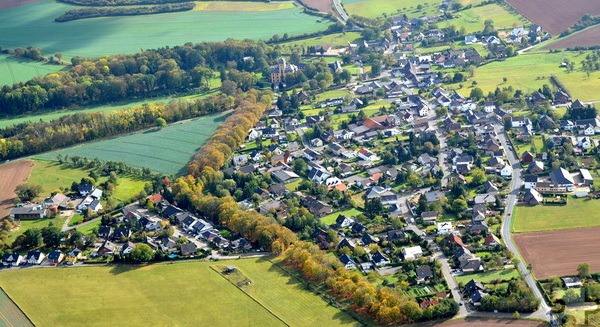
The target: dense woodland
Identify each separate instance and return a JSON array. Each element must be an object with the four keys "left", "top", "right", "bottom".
[
  {"left": 0, "top": 41, "right": 275, "bottom": 114},
  {"left": 0, "top": 93, "right": 234, "bottom": 160},
  {"left": 55, "top": 3, "right": 195, "bottom": 22}
]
